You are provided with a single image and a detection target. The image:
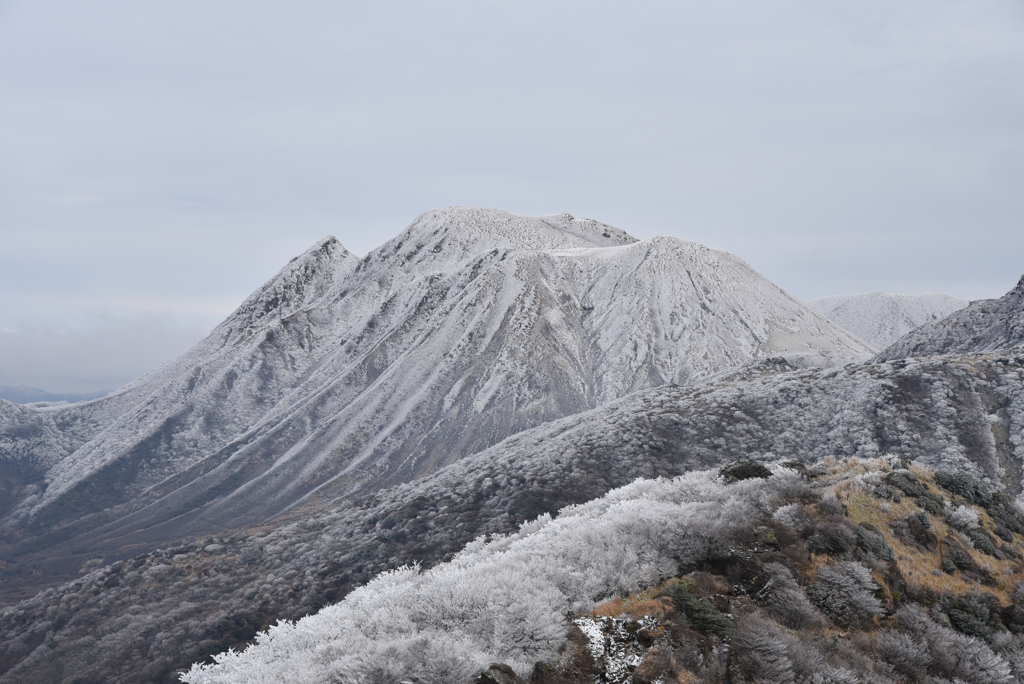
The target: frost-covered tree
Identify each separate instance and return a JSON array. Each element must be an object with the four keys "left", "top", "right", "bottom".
[{"left": 805, "top": 561, "right": 883, "bottom": 627}]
